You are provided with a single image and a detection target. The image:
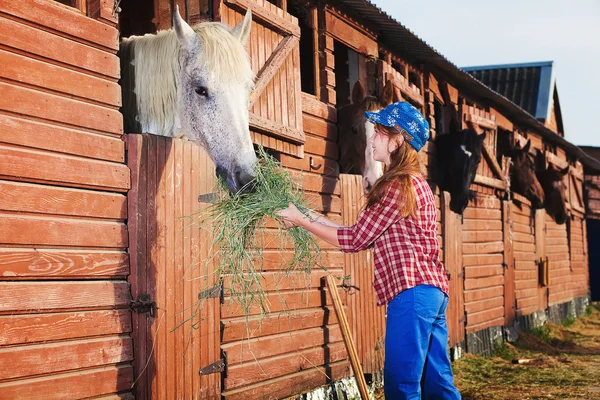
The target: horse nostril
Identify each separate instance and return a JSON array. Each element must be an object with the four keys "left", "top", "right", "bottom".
[{"left": 234, "top": 168, "right": 256, "bottom": 193}]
